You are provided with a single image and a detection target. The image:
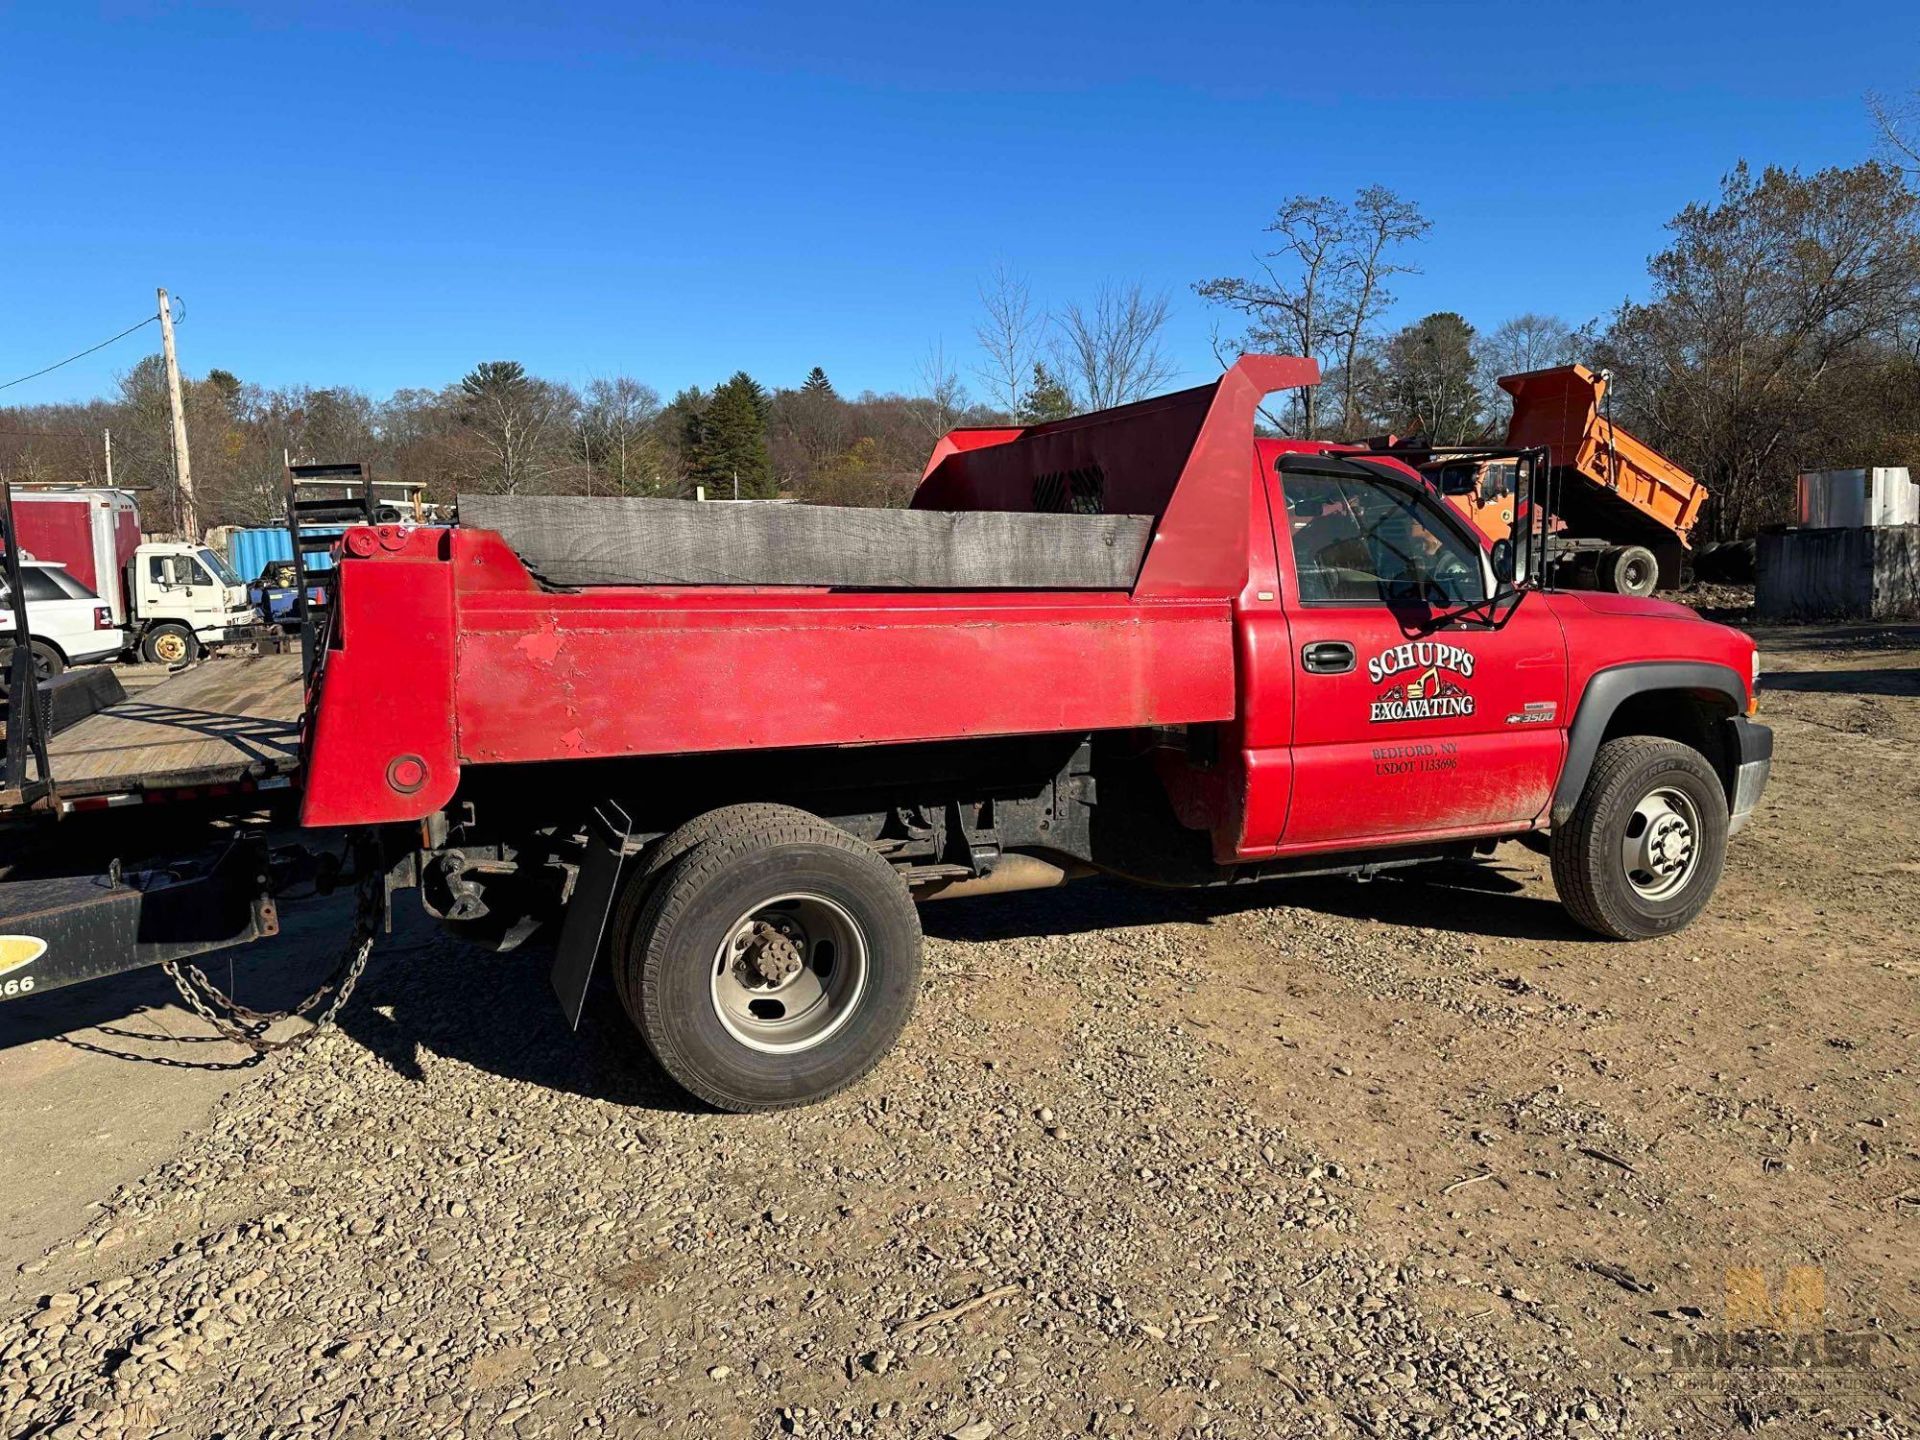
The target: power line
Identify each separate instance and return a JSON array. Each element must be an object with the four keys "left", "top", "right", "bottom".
[{"left": 0, "top": 312, "right": 165, "bottom": 394}]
